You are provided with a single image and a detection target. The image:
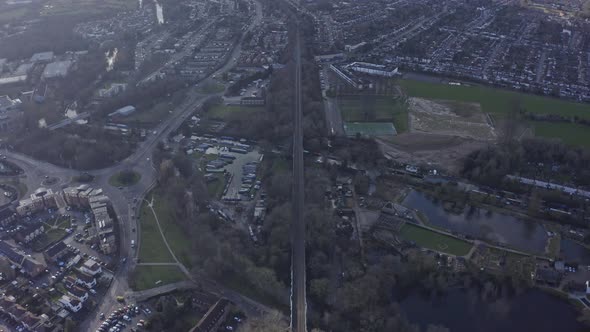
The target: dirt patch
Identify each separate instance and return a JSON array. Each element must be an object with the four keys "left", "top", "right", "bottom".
[
  {"left": 408, "top": 97, "right": 496, "bottom": 141},
  {"left": 377, "top": 133, "right": 488, "bottom": 175}
]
